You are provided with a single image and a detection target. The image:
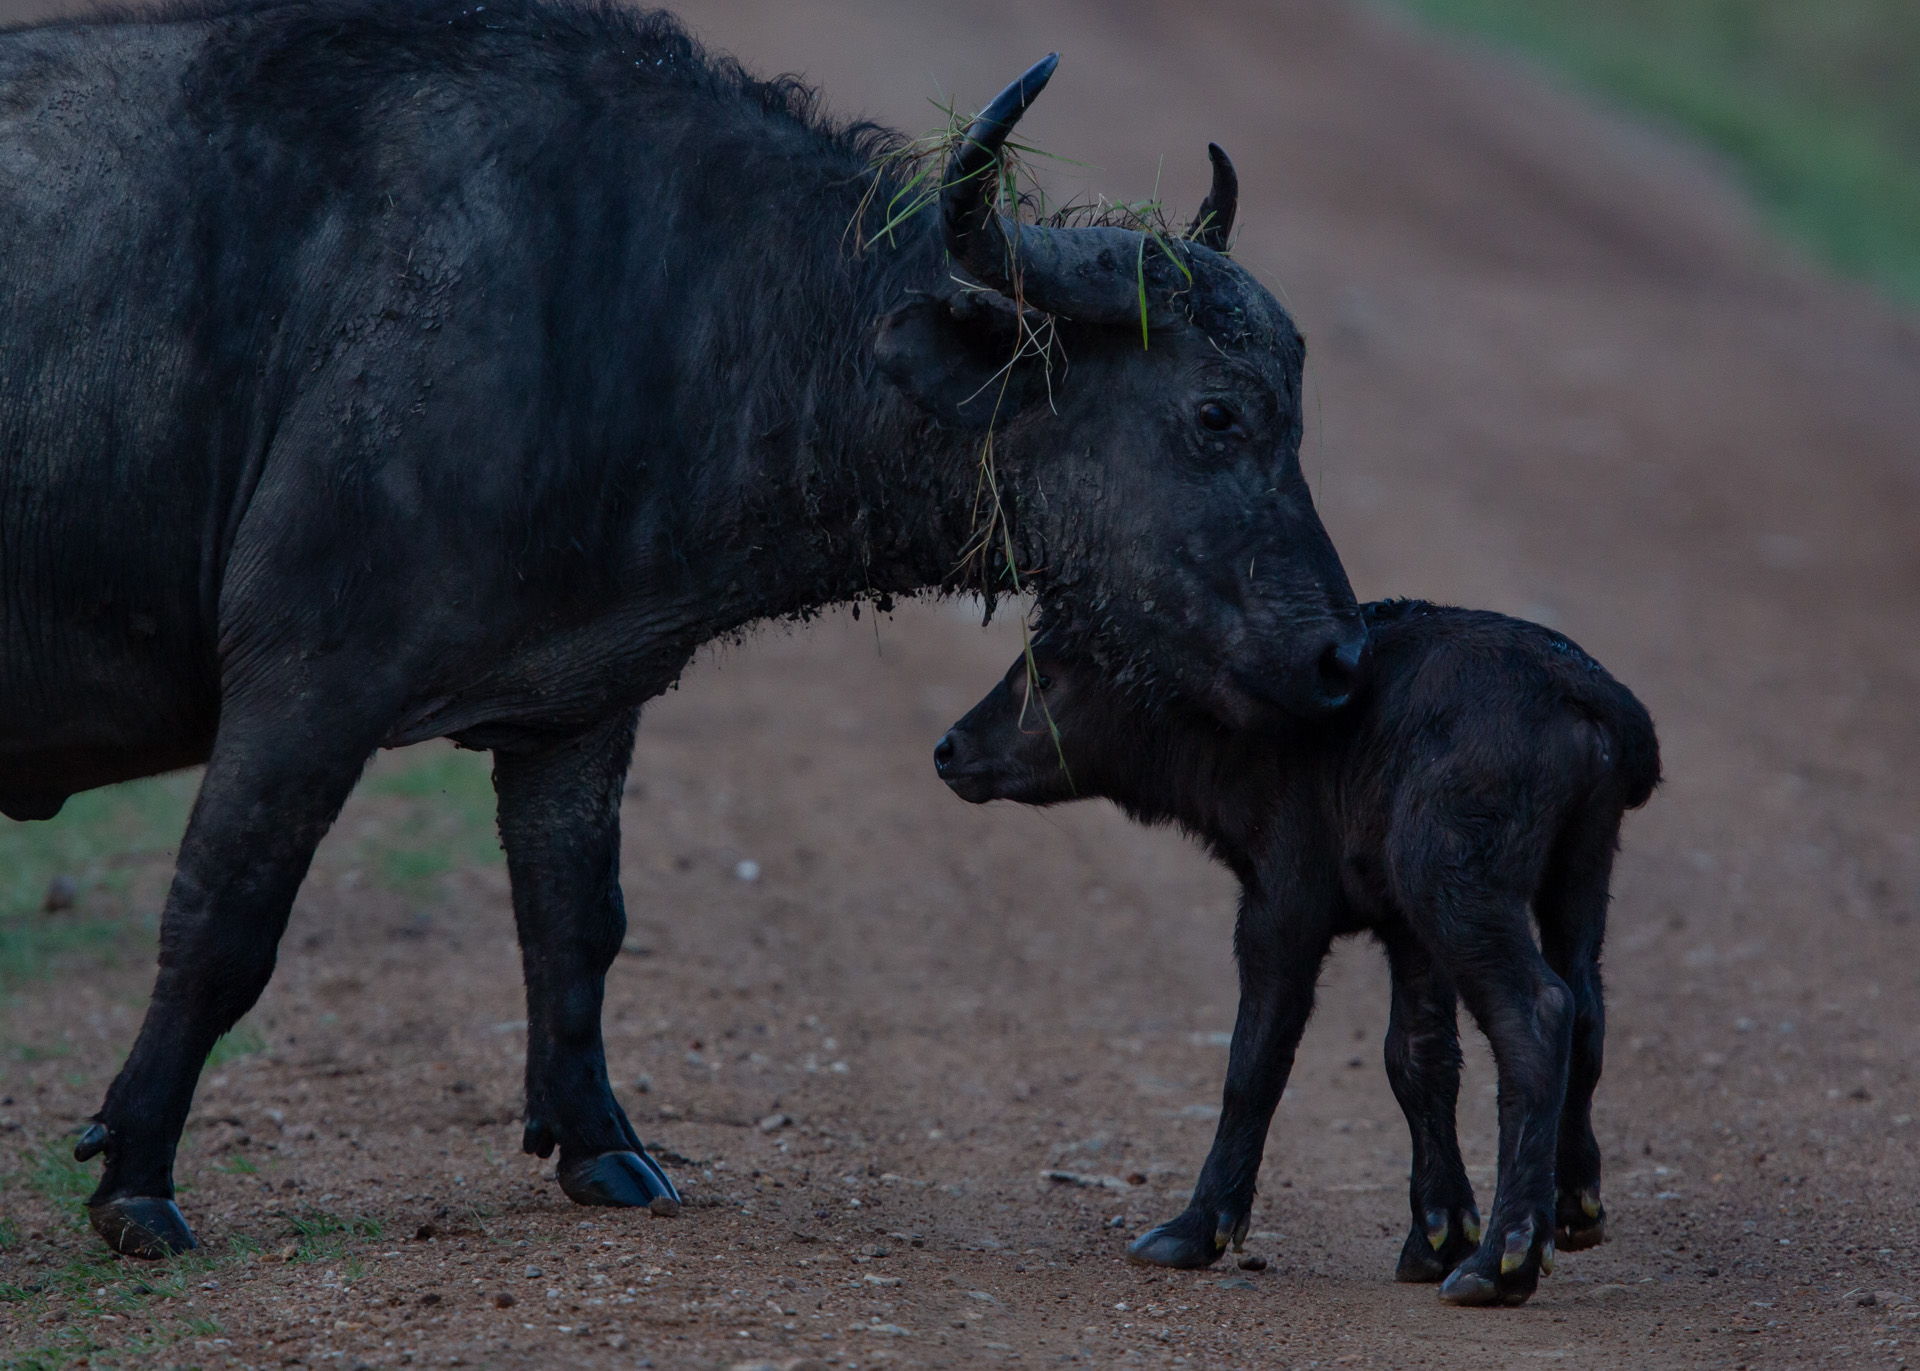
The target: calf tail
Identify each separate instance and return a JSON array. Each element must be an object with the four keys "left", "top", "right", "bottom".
[
  {"left": 1577, "top": 676, "right": 1660, "bottom": 812},
  {"left": 1606, "top": 687, "right": 1660, "bottom": 811}
]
